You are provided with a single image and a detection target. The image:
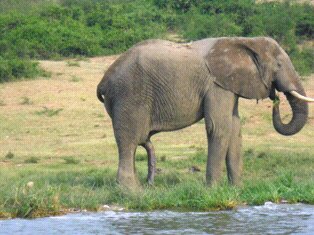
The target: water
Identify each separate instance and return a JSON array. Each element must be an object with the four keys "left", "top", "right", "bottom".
[{"left": 1, "top": 203, "right": 313, "bottom": 235}]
